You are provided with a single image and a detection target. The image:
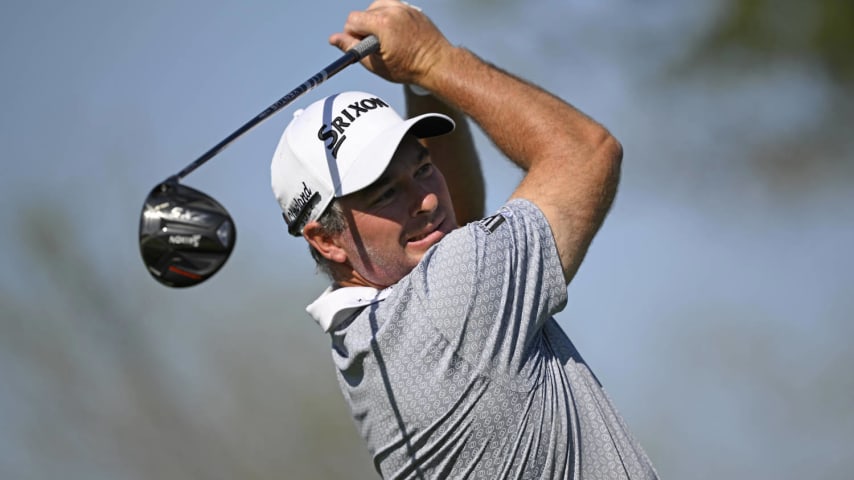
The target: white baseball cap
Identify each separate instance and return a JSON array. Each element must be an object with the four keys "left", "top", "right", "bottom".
[{"left": 271, "top": 91, "right": 454, "bottom": 236}]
